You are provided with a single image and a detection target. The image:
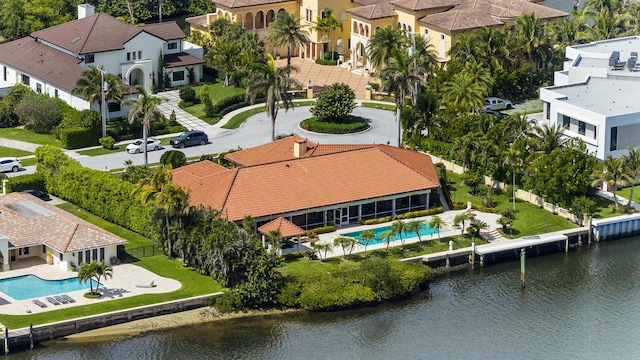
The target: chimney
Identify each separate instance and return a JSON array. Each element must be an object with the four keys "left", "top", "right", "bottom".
[
  {"left": 293, "top": 140, "right": 307, "bottom": 158},
  {"left": 78, "top": 4, "right": 95, "bottom": 19}
]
